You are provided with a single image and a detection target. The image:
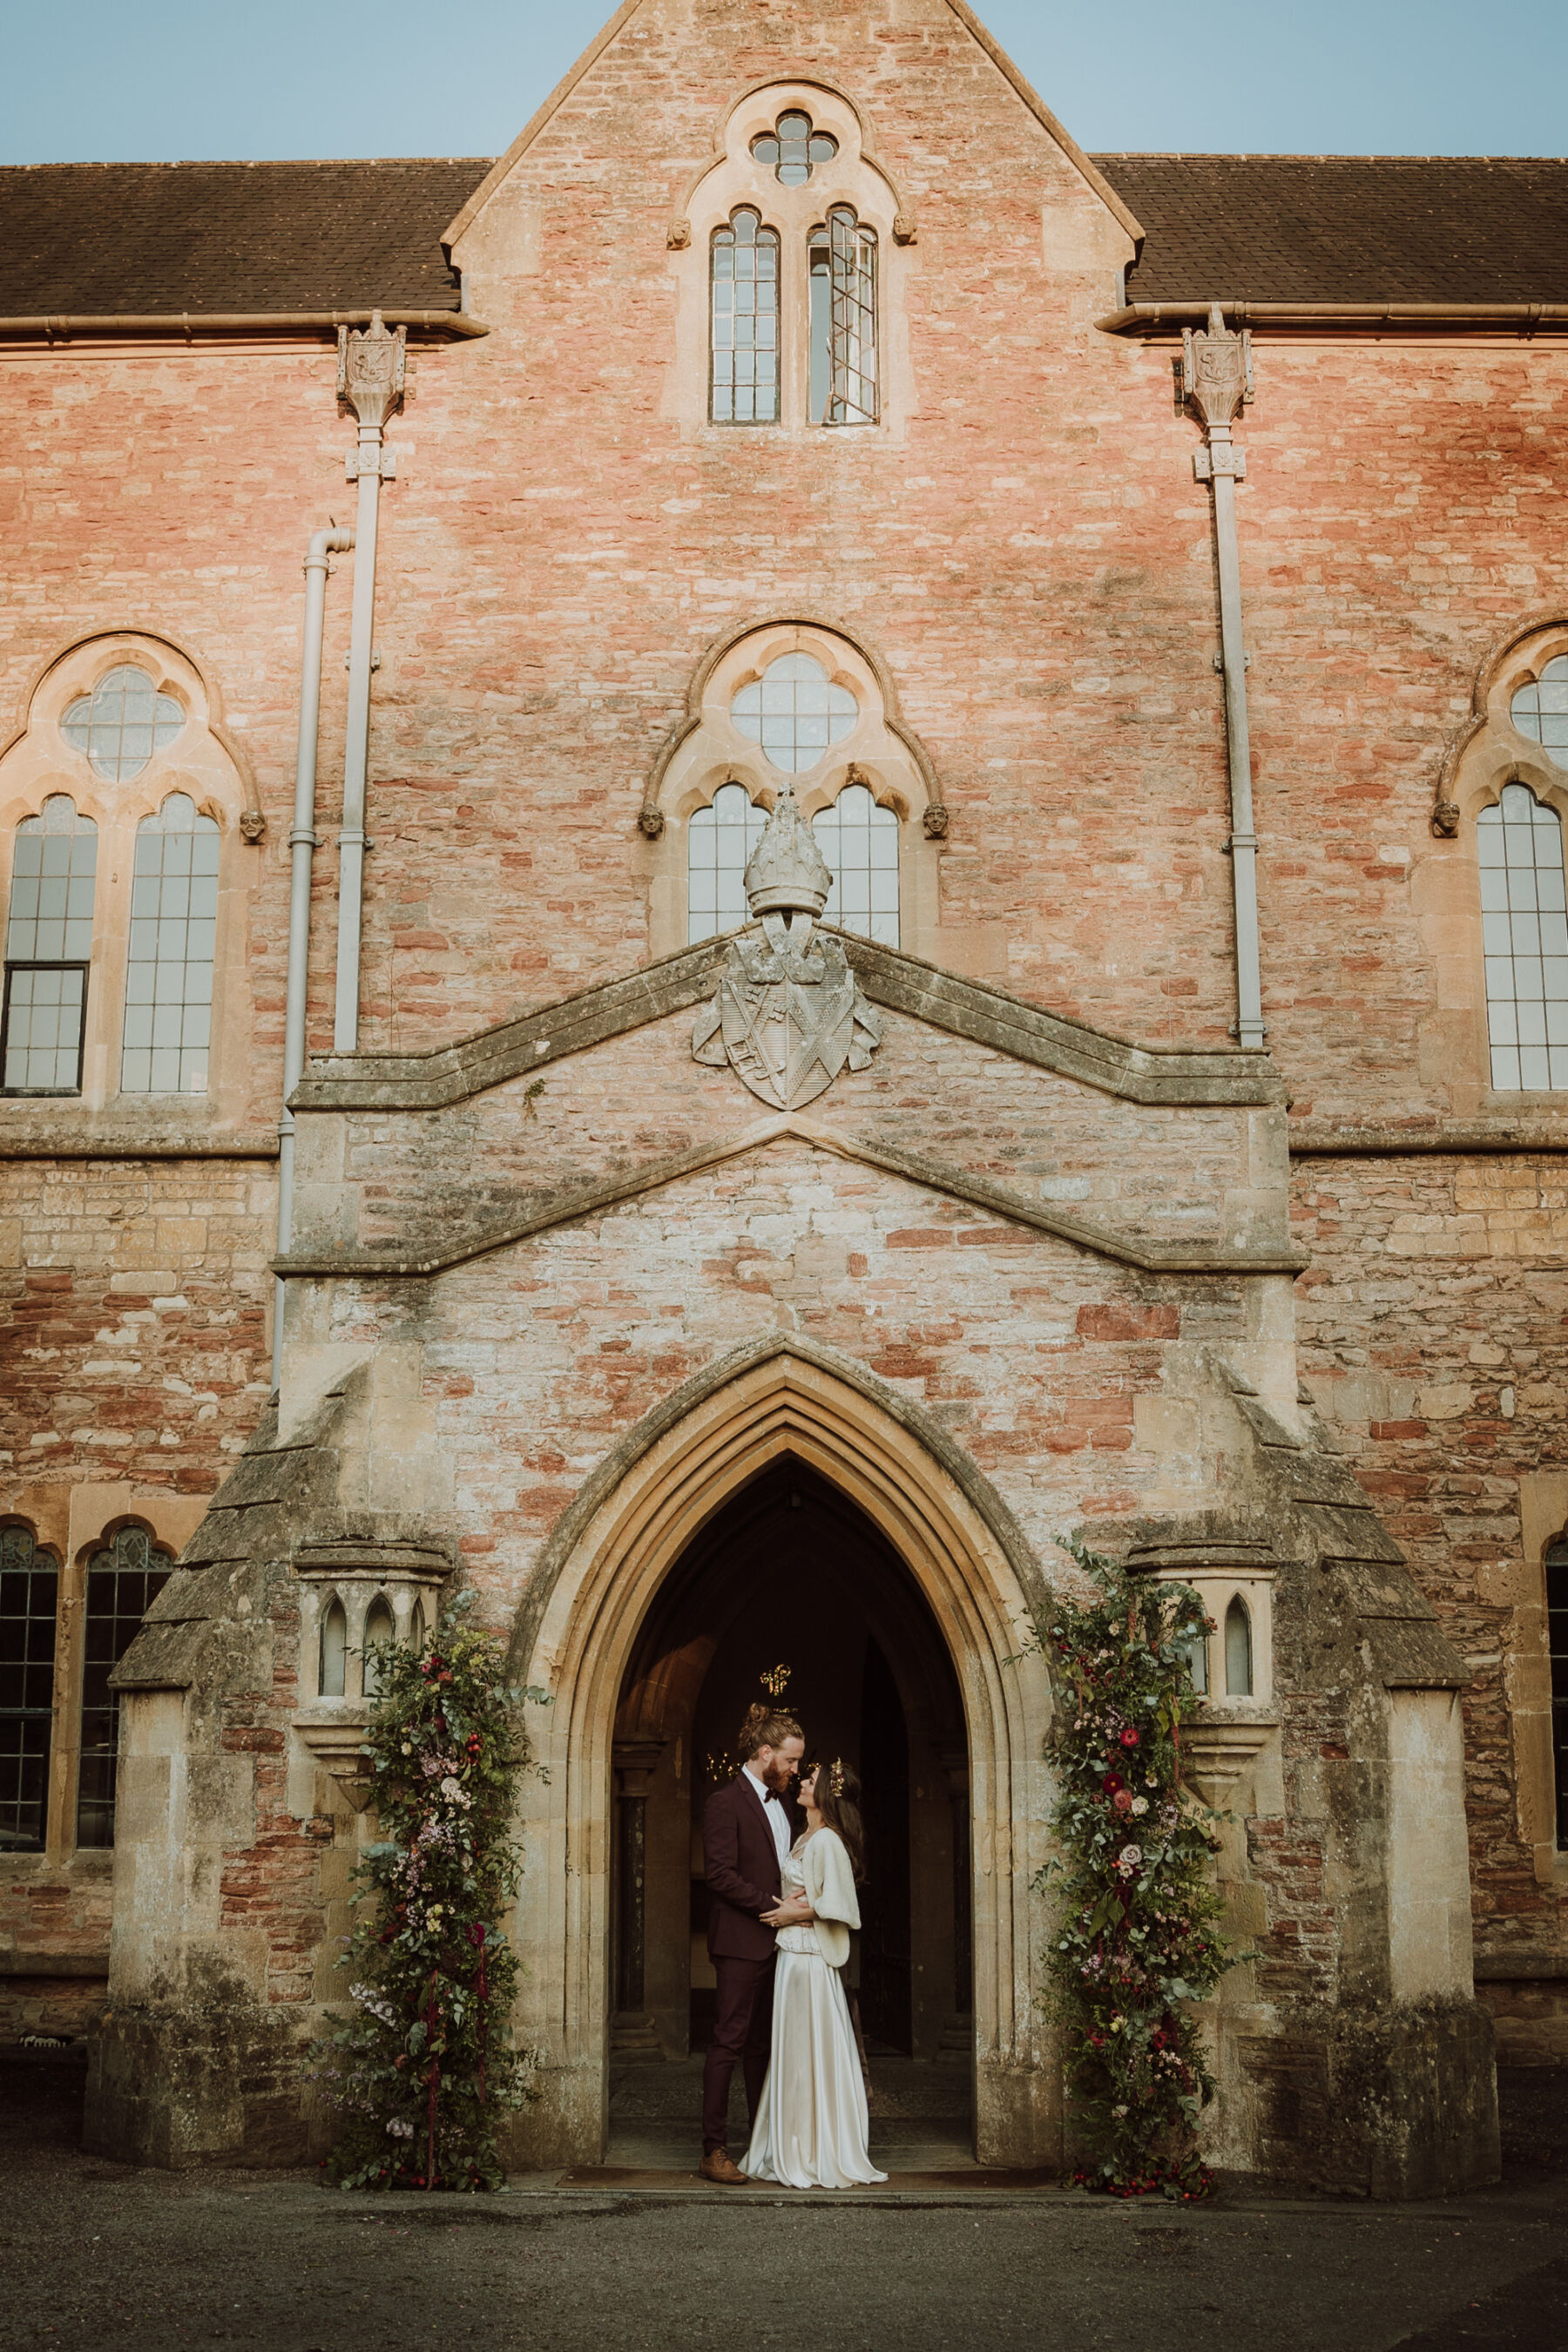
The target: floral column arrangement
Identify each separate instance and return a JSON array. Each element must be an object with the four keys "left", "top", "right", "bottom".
[
  {"left": 310, "top": 1595, "right": 541, "bottom": 2189},
  {"left": 1040, "top": 1539, "right": 1234, "bottom": 2199}
]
